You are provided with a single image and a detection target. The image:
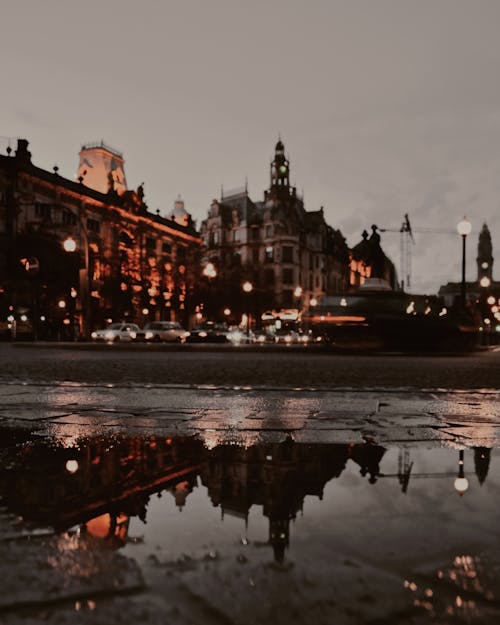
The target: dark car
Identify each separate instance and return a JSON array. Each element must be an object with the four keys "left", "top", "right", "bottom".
[{"left": 184, "top": 321, "right": 229, "bottom": 343}]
